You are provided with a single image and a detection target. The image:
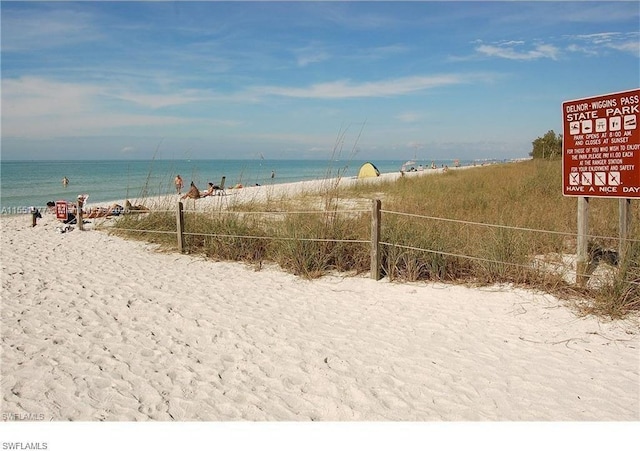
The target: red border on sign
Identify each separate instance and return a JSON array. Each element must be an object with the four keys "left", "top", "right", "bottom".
[{"left": 562, "top": 88, "right": 640, "bottom": 198}]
